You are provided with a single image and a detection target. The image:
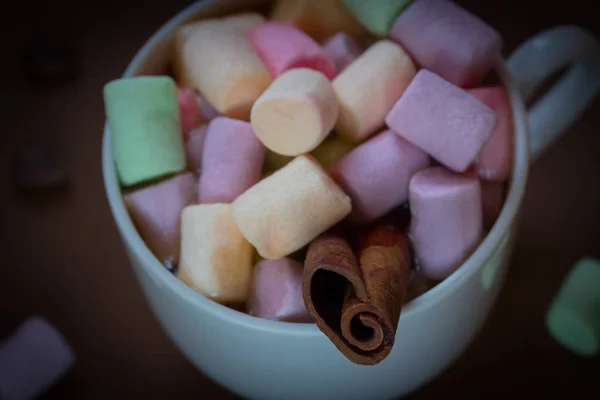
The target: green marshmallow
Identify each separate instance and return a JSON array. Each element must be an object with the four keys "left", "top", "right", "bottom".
[
  {"left": 342, "top": 0, "right": 414, "bottom": 36},
  {"left": 546, "top": 257, "right": 600, "bottom": 357},
  {"left": 104, "top": 76, "right": 185, "bottom": 187}
]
